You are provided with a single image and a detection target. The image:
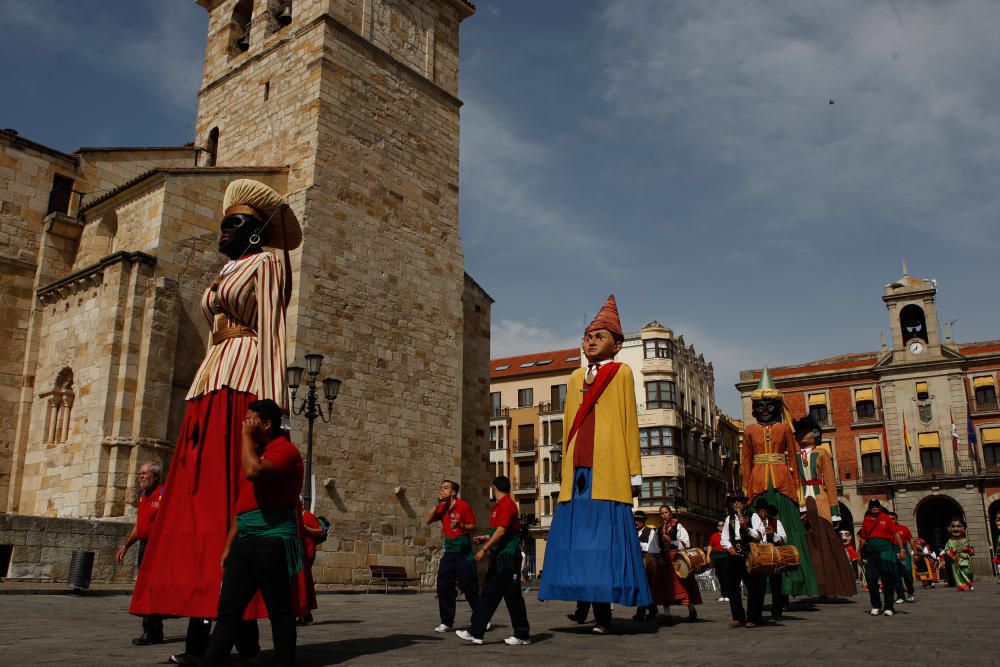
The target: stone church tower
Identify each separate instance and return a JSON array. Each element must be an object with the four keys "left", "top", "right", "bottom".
[{"left": 2, "top": 0, "right": 491, "bottom": 584}]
